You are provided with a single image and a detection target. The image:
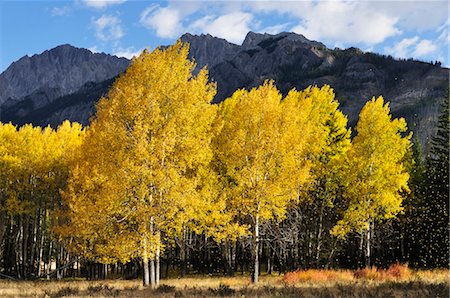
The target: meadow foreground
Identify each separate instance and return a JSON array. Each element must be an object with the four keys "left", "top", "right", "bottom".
[{"left": 0, "top": 269, "right": 448, "bottom": 298}]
